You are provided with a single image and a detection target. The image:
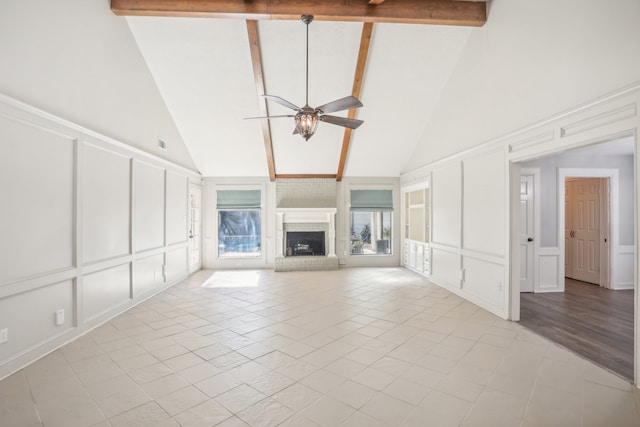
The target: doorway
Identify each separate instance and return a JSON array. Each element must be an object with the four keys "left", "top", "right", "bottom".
[{"left": 514, "top": 137, "right": 635, "bottom": 381}]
